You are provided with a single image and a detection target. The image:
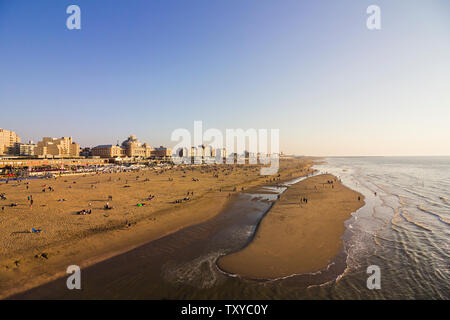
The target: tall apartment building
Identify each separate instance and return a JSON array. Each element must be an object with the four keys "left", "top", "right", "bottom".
[
  {"left": 35, "top": 137, "right": 80, "bottom": 157},
  {"left": 0, "top": 128, "right": 21, "bottom": 155}
]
